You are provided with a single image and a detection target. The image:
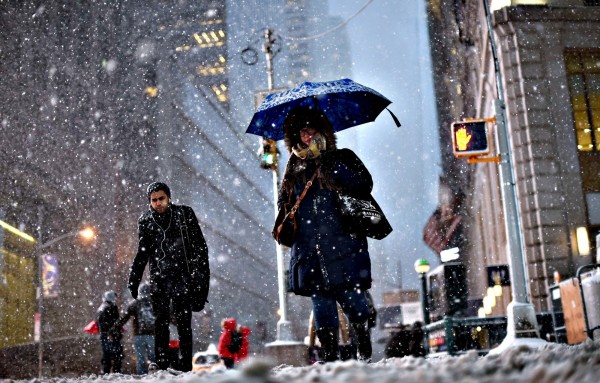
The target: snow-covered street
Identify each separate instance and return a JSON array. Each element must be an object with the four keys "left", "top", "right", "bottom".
[{"left": 9, "top": 340, "right": 599, "bottom": 383}]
